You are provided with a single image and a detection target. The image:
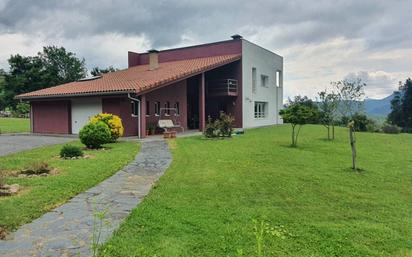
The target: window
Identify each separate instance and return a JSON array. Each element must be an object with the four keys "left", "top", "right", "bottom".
[
  {"left": 154, "top": 101, "right": 160, "bottom": 116},
  {"left": 164, "top": 101, "right": 170, "bottom": 115},
  {"left": 276, "top": 70, "right": 282, "bottom": 87},
  {"left": 174, "top": 102, "right": 180, "bottom": 115},
  {"left": 131, "top": 100, "right": 139, "bottom": 116},
  {"left": 261, "top": 75, "right": 269, "bottom": 87},
  {"left": 146, "top": 101, "right": 150, "bottom": 116},
  {"left": 254, "top": 102, "right": 267, "bottom": 118},
  {"left": 252, "top": 67, "right": 257, "bottom": 93}
]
